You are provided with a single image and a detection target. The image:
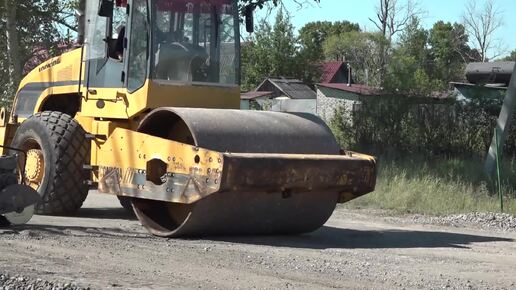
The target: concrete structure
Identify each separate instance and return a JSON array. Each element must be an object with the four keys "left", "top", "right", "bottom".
[
  {"left": 316, "top": 83, "right": 380, "bottom": 122},
  {"left": 240, "top": 91, "right": 274, "bottom": 110},
  {"left": 270, "top": 98, "right": 316, "bottom": 114}
]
